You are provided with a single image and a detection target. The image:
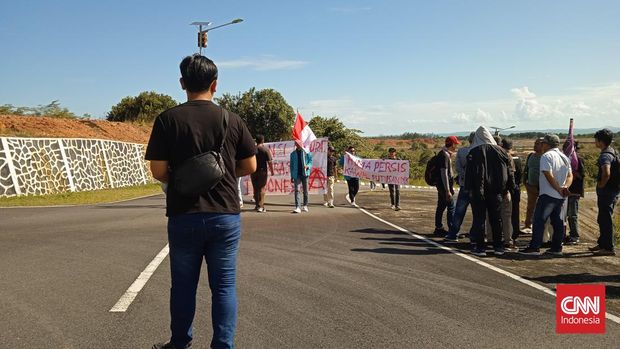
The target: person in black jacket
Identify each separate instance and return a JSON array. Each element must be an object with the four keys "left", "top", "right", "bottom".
[
  {"left": 465, "top": 126, "right": 515, "bottom": 256},
  {"left": 502, "top": 138, "right": 523, "bottom": 241}
]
